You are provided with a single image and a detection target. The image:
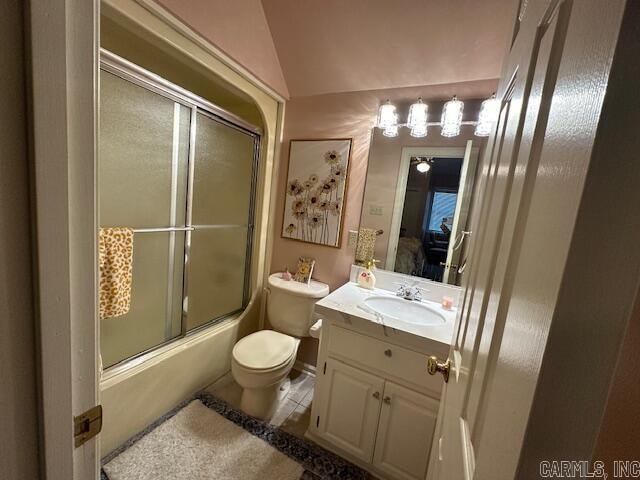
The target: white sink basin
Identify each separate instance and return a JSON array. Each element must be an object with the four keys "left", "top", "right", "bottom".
[{"left": 363, "top": 296, "right": 446, "bottom": 326}]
